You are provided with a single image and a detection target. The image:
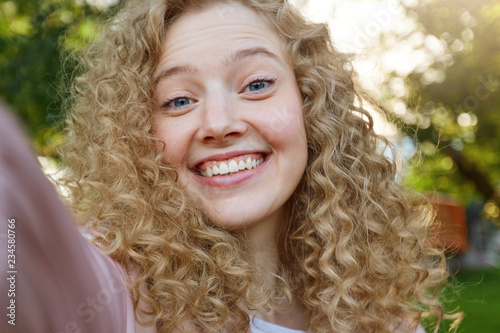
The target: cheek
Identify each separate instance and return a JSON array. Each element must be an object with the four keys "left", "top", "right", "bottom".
[
  {"left": 152, "top": 118, "right": 188, "bottom": 165},
  {"left": 259, "top": 99, "right": 306, "bottom": 148}
]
